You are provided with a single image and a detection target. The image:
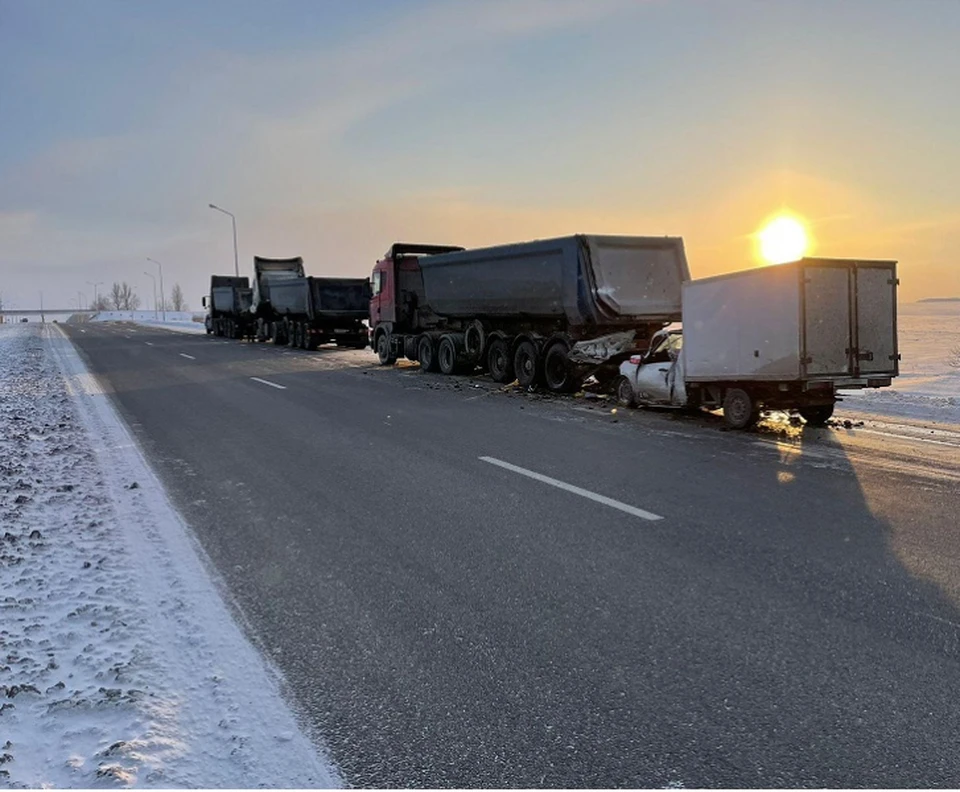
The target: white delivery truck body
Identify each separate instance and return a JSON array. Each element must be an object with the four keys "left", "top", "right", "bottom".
[
  {"left": 683, "top": 258, "right": 899, "bottom": 384},
  {"left": 617, "top": 258, "right": 899, "bottom": 428}
]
